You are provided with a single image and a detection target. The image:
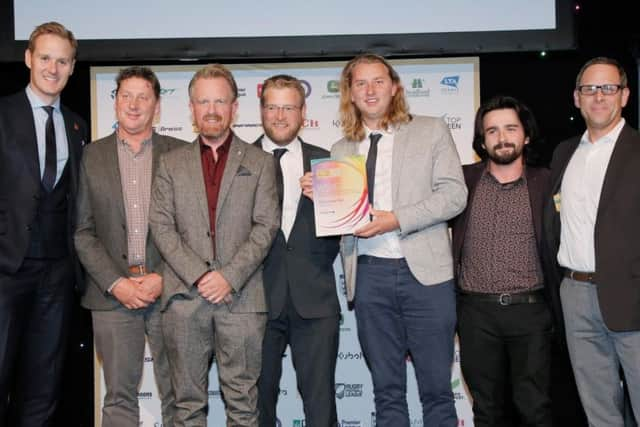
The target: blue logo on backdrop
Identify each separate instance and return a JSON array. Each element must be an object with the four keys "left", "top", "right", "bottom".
[{"left": 440, "top": 75, "right": 459, "bottom": 89}]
